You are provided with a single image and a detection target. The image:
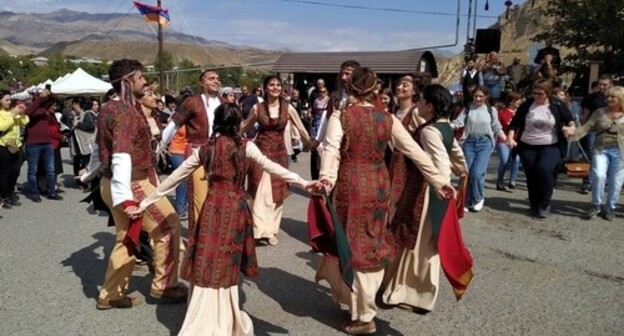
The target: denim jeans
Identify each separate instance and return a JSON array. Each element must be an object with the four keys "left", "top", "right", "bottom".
[
  {"left": 463, "top": 135, "right": 493, "bottom": 206},
  {"left": 169, "top": 154, "right": 188, "bottom": 215},
  {"left": 590, "top": 147, "right": 624, "bottom": 212},
  {"left": 26, "top": 143, "right": 56, "bottom": 196},
  {"left": 495, "top": 142, "right": 520, "bottom": 185}
]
